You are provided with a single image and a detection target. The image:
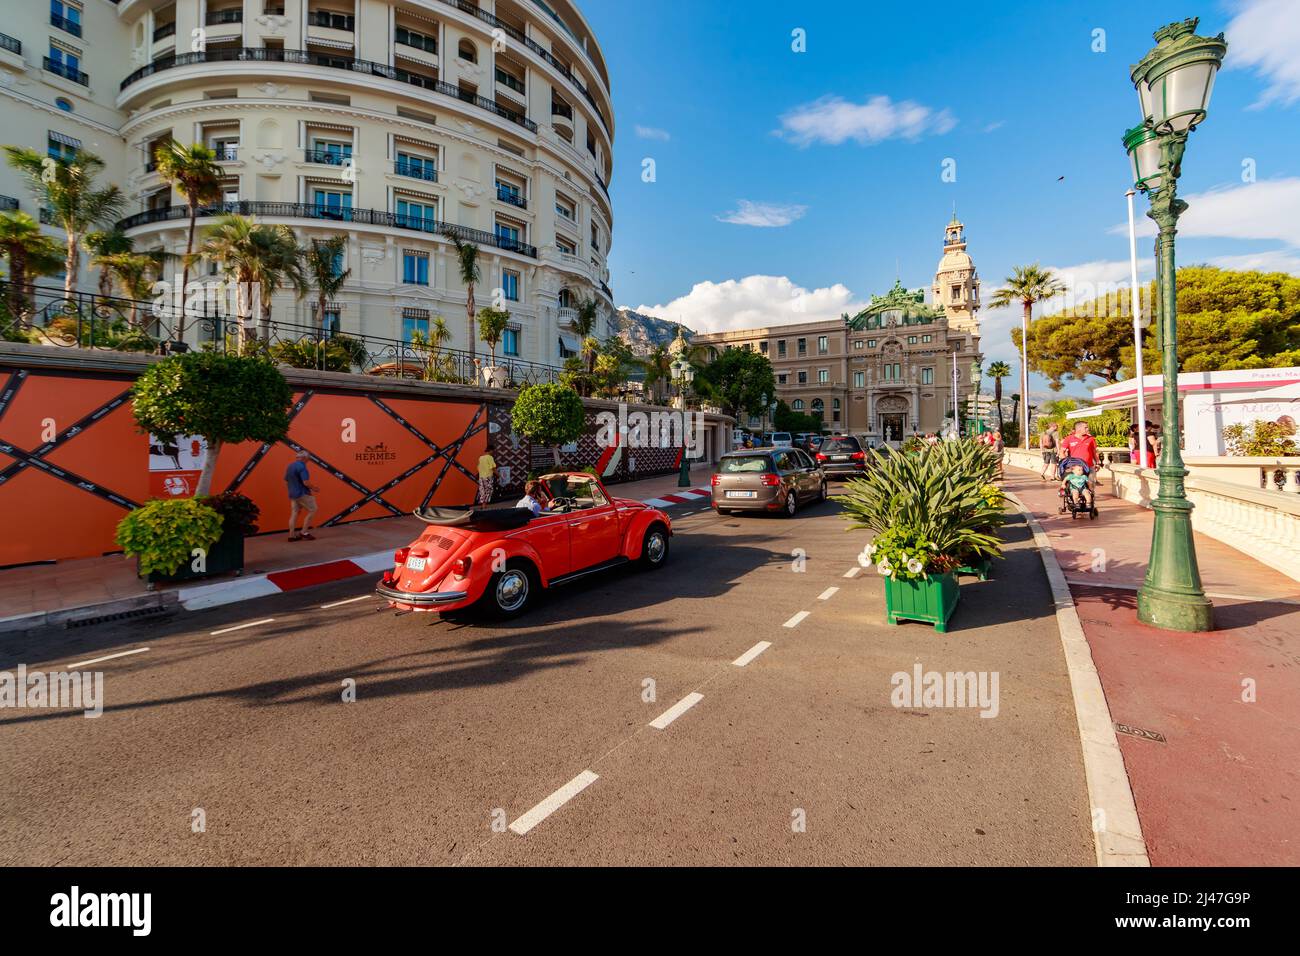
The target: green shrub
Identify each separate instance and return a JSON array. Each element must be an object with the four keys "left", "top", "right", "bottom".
[
  {"left": 206, "top": 490, "right": 260, "bottom": 536},
  {"left": 837, "top": 438, "right": 1003, "bottom": 573},
  {"left": 1223, "top": 419, "right": 1298, "bottom": 456},
  {"left": 511, "top": 382, "right": 585, "bottom": 467},
  {"left": 115, "top": 498, "right": 224, "bottom": 577}
]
